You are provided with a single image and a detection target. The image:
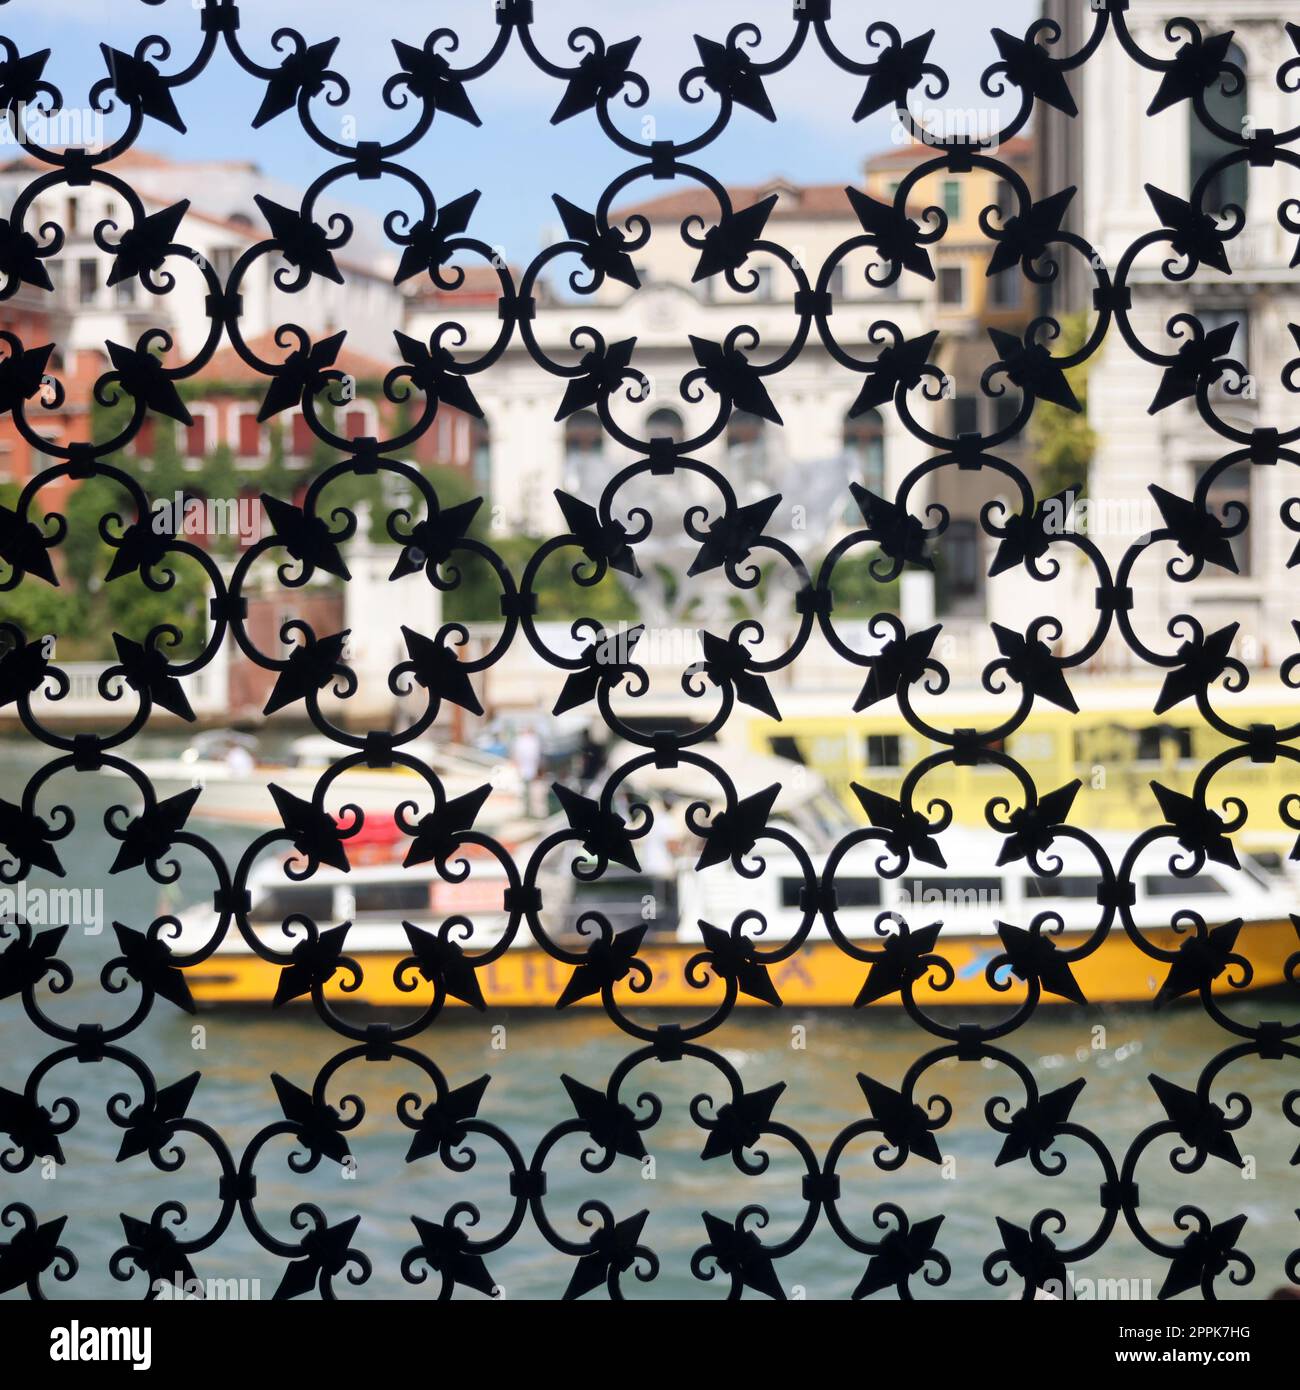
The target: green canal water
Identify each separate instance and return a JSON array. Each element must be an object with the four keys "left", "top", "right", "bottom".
[{"left": 1, "top": 741, "right": 1295, "bottom": 1299}]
